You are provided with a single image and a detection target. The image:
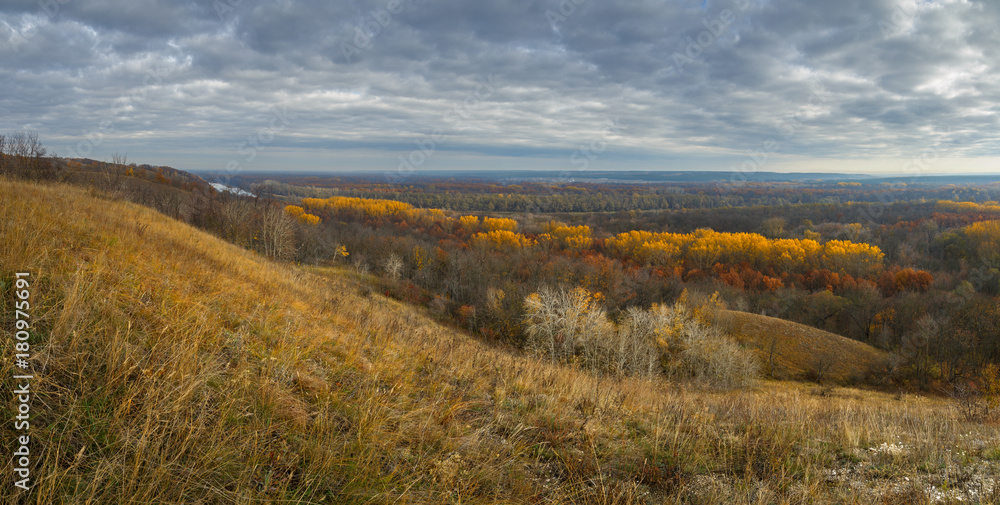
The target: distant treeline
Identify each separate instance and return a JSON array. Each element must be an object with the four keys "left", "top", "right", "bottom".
[{"left": 233, "top": 174, "right": 1000, "bottom": 215}]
